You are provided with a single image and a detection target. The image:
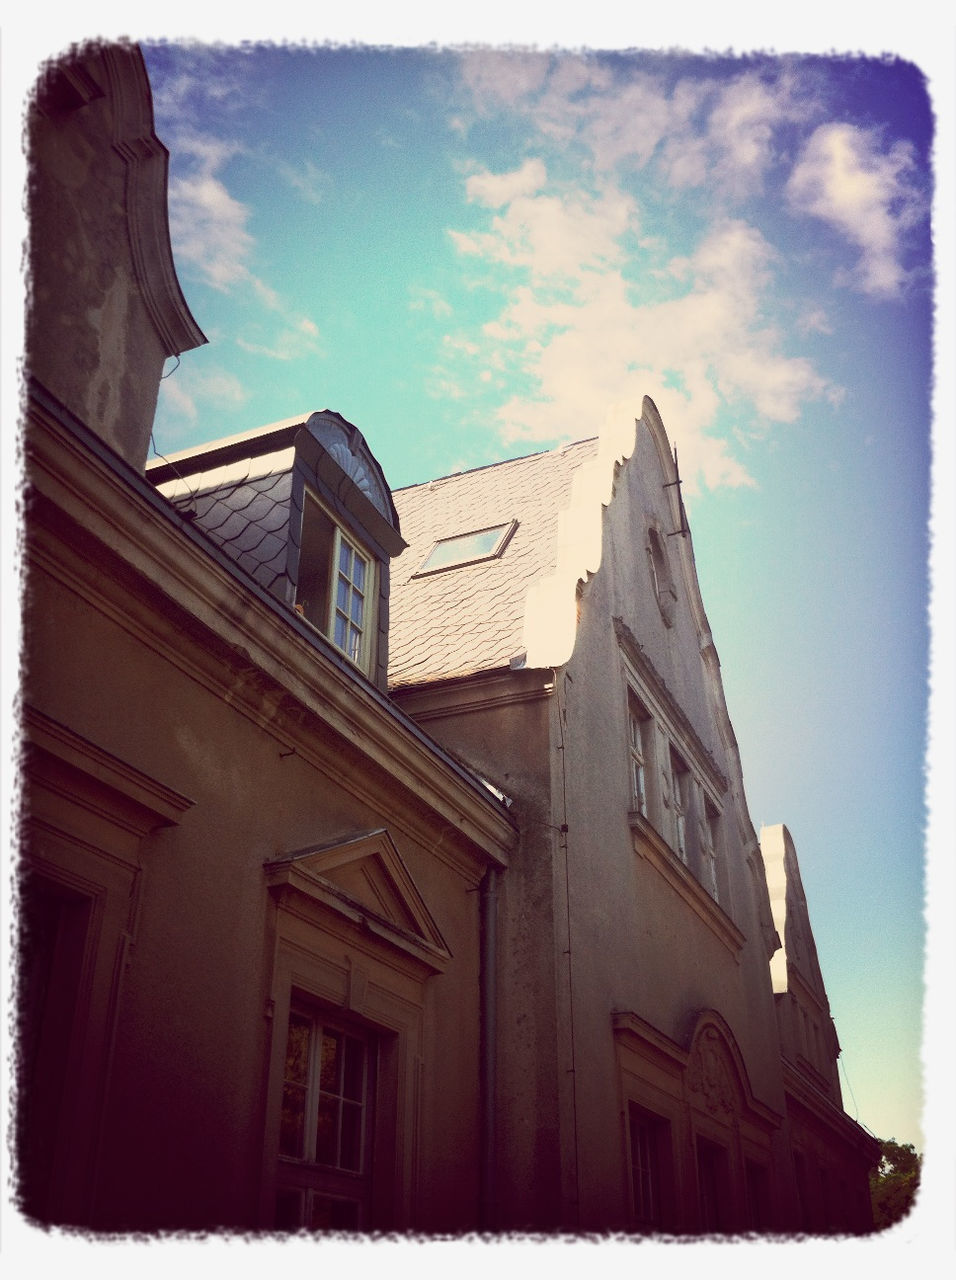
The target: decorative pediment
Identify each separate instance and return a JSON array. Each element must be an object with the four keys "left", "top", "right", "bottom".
[
  {"left": 687, "top": 1024, "right": 740, "bottom": 1120},
  {"left": 264, "top": 829, "right": 450, "bottom": 971}
]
